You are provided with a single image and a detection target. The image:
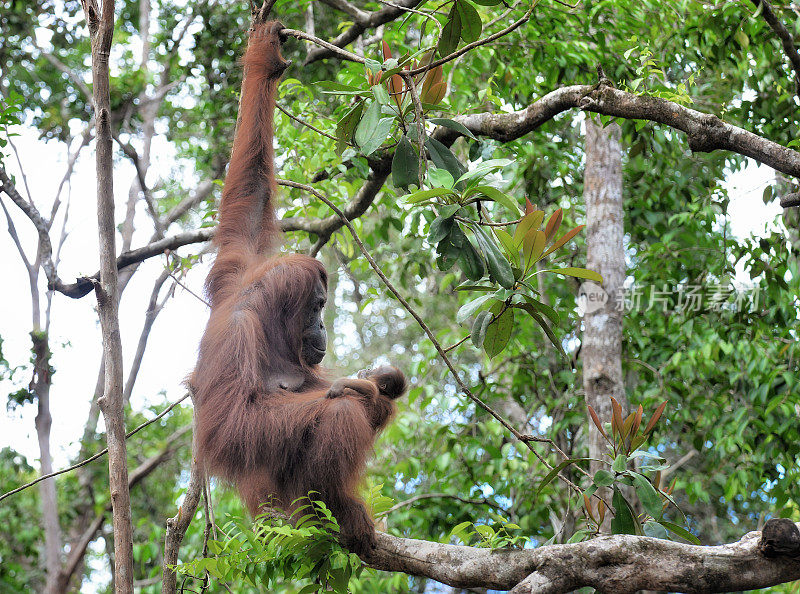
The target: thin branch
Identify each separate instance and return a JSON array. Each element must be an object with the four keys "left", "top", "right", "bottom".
[
  {"left": 0, "top": 393, "right": 190, "bottom": 503},
  {"left": 407, "top": 1, "right": 538, "bottom": 76},
  {"left": 303, "top": 0, "right": 425, "bottom": 65},
  {"left": 113, "top": 132, "right": 167, "bottom": 238},
  {"left": 165, "top": 177, "right": 220, "bottom": 226},
  {"left": 0, "top": 195, "right": 33, "bottom": 271},
  {"left": 167, "top": 267, "right": 210, "bottom": 307},
  {"left": 55, "top": 228, "right": 215, "bottom": 298},
  {"left": 8, "top": 136, "right": 34, "bottom": 204},
  {"left": 284, "top": 28, "right": 366, "bottom": 64},
  {"left": 276, "top": 103, "right": 339, "bottom": 141},
  {"left": 35, "top": 46, "right": 94, "bottom": 105},
  {"left": 752, "top": 0, "right": 800, "bottom": 94},
  {"left": 318, "top": 0, "right": 370, "bottom": 21},
  {"left": 378, "top": 492, "right": 505, "bottom": 516},
  {"left": 53, "top": 124, "right": 93, "bottom": 222},
  {"left": 0, "top": 163, "right": 61, "bottom": 292},
  {"left": 122, "top": 269, "right": 172, "bottom": 402},
  {"left": 162, "top": 407, "right": 204, "bottom": 594}
]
